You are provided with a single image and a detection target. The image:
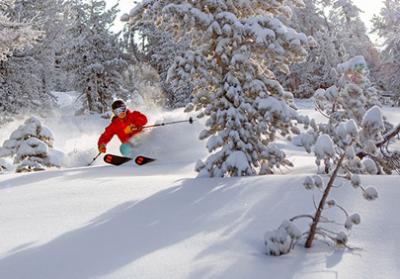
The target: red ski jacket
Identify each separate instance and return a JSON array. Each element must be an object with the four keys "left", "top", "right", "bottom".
[{"left": 98, "top": 110, "right": 148, "bottom": 146}]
